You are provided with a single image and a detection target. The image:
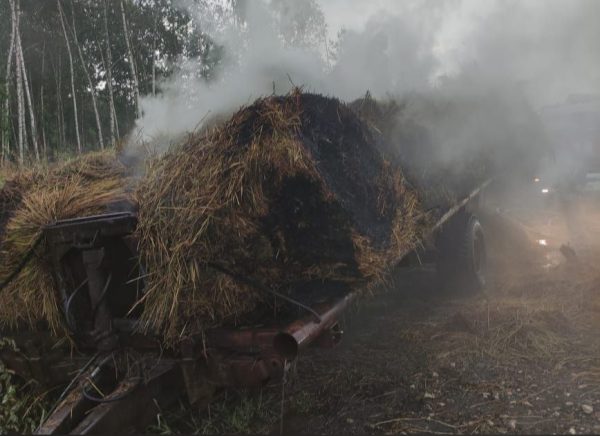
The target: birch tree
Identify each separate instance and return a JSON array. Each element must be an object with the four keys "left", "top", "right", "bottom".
[
  {"left": 70, "top": 1, "right": 104, "bottom": 149},
  {"left": 58, "top": 0, "right": 81, "bottom": 154},
  {"left": 55, "top": 54, "right": 66, "bottom": 152},
  {"left": 17, "top": 34, "right": 39, "bottom": 160},
  {"left": 120, "top": 0, "right": 140, "bottom": 118},
  {"left": 40, "top": 42, "right": 47, "bottom": 158},
  {"left": 13, "top": 0, "right": 25, "bottom": 163},
  {"left": 2, "top": 0, "right": 17, "bottom": 162},
  {"left": 0, "top": 0, "right": 226, "bottom": 160},
  {"left": 104, "top": 0, "right": 118, "bottom": 144}
]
